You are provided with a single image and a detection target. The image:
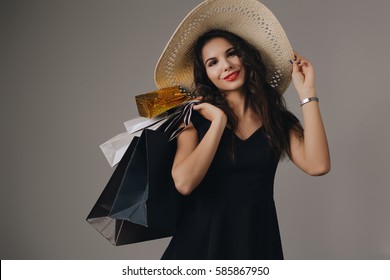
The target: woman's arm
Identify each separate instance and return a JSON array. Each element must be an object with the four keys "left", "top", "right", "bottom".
[
  {"left": 171, "top": 102, "right": 227, "bottom": 195},
  {"left": 289, "top": 51, "right": 331, "bottom": 176}
]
